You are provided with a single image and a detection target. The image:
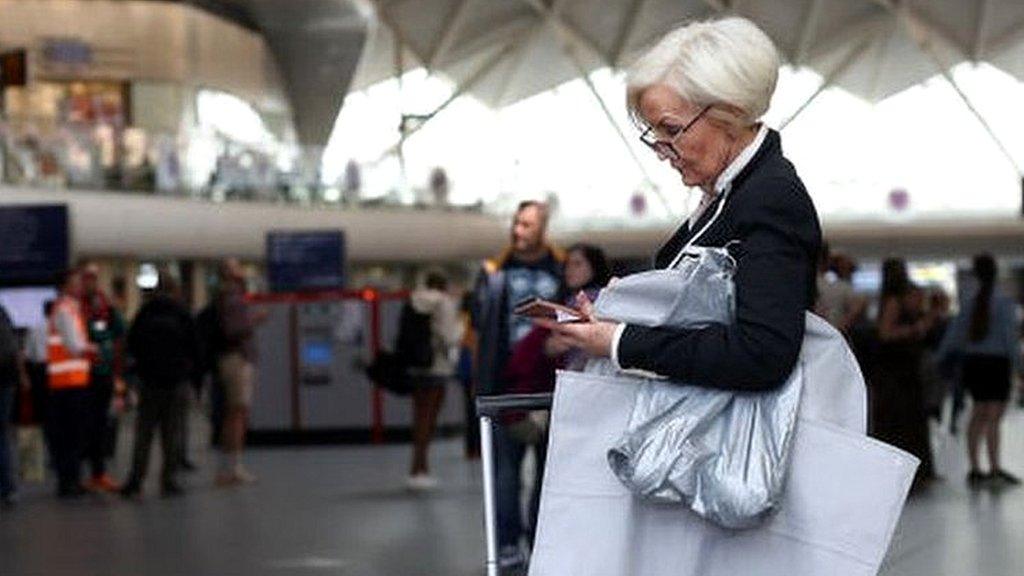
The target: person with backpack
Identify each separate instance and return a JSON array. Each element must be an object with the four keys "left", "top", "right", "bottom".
[
  {"left": 1, "top": 302, "right": 31, "bottom": 507},
  {"left": 403, "top": 270, "right": 463, "bottom": 490}
]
